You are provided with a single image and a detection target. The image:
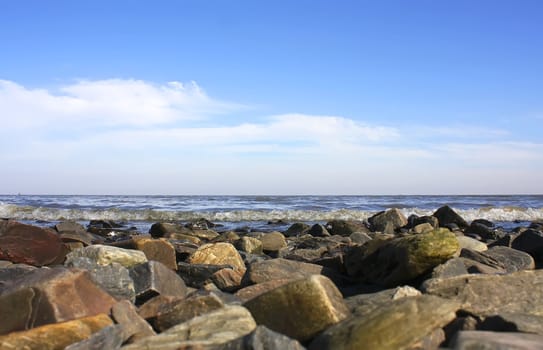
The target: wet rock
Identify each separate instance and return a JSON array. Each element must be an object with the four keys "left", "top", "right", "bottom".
[
  {"left": 245, "top": 258, "right": 324, "bottom": 284},
  {"left": 345, "top": 228, "right": 459, "bottom": 287},
  {"left": 422, "top": 269, "right": 543, "bottom": 316},
  {"left": 188, "top": 243, "right": 246, "bottom": 273},
  {"left": 285, "top": 222, "right": 310, "bottom": 237},
  {"left": 122, "top": 305, "right": 256, "bottom": 349},
  {"left": 244, "top": 275, "right": 350, "bottom": 342},
  {"left": 176, "top": 262, "right": 229, "bottom": 288},
  {"left": 431, "top": 258, "right": 469, "bottom": 279},
  {"left": 309, "top": 295, "right": 459, "bottom": 350},
  {"left": 326, "top": 220, "right": 369, "bottom": 236},
  {"left": 220, "top": 325, "right": 305, "bottom": 350},
  {"left": 511, "top": 229, "right": 543, "bottom": 264},
  {"left": 0, "top": 222, "right": 66, "bottom": 266},
  {"left": 0, "top": 313, "right": 112, "bottom": 350},
  {"left": 66, "top": 244, "right": 147, "bottom": 268},
  {"left": 66, "top": 256, "right": 135, "bottom": 302},
  {"left": 450, "top": 330, "right": 543, "bottom": 350},
  {"left": 0, "top": 267, "right": 116, "bottom": 334},
  {"left": 368, "top": 208, "right": 407, "bottom": 233},
  {"left": 64, "top": 324, "right": 124, "bottom": 350},
  {"left": 433, "top": 205, "right": 468, "bottom": 229},
  {"left": 308, "top": 223, "right": 331, "bottom": 237},
  {"left": 151, "top": 291, "right": 225, "bottom": 332},
  {"left": 134, "top": 237, "right": 177, "bottom": 270},
  {"left": 484, "top": 246, "right": 535, "bottom": 272},
  {"left": 210, "top": 267, "right": 243, "bottom": 292},
  {"left": 235, "top": 236, "right": 263, "bottom": 255},
  {"left": 129, "top": 261, "right": 188, "bottom": 304},
  {"left": 111, "top": 300, "right": 155, "bottom": 343},
  {"left": 456, "top": 235, "right": 487, "bottom": 252}
]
